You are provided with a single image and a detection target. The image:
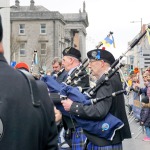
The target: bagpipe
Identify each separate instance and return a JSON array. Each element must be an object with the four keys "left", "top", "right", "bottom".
[
  {"left": 64, "top": 58, "right": 89, "bottom": 86},
  {"left": 52, "top": 68, "right": 65, "bottom": 79},
  {"left": 85, "top": 63, "right": 125, "bottom": 97},
  {"left": 42, "top": 26, "right": 150, "bottom": 140},
  {"left": 41, "top": 58, "right": 90, "bottom": 104},
  {"left": 41, "top": 61, "right": 126, "bottom": 140},
  {"left": 41, "top": 73, "right": 126, "bottom": 140}
]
